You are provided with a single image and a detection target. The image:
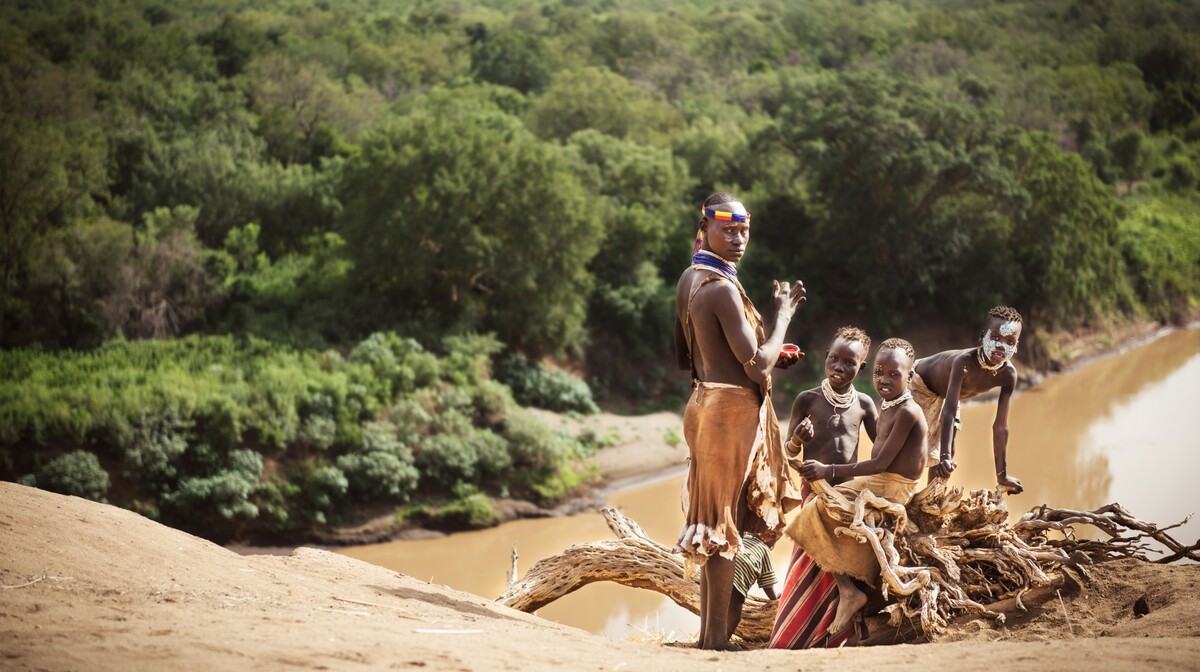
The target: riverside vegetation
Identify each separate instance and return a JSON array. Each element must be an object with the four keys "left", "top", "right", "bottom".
[{"left": 2, "top": 0, "right": 1198, "bottom": 542}]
